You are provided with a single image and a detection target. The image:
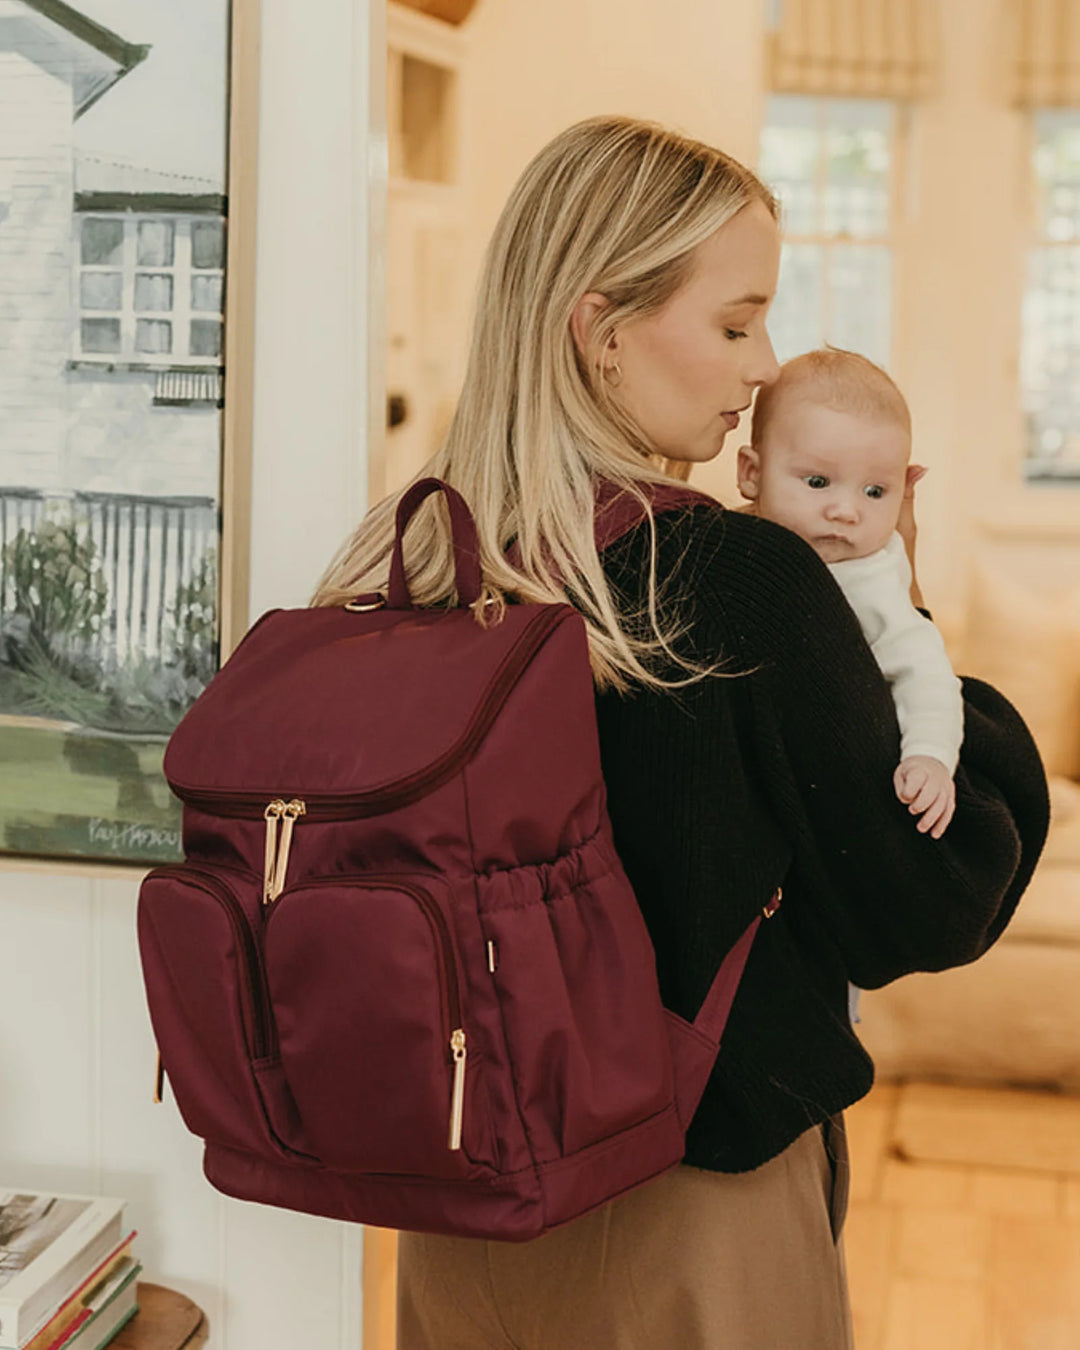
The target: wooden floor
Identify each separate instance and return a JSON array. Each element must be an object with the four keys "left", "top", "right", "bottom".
[
  {"left": 363, "top": 1081, "right": 1080, "bottom": 1349},
  {"left": 845, "top": 1080, "right": 1080, "bottom": 1349}
]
